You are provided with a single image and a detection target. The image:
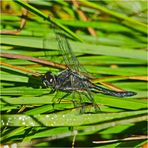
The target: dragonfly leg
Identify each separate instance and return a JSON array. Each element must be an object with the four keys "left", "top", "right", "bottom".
[
  {"left": 49, "top": 88, "right": 56, "bottom": 94},
  {"left": 71, "top": 91, "right": 81, "bottom": 108},
  {"left": 51, "top": 90, "right": 59, "bottom": 103},
  {"left": 82, "top": 91, "right": 100, "bottom": 113},
  {"left": 57, "top": 93, "right": 71, "bottom": 104}
]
